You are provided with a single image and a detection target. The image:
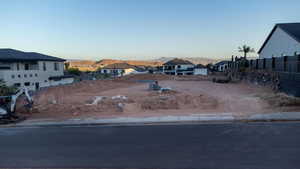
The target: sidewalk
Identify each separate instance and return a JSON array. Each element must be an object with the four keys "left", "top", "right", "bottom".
[{"left": 4, "top": 112, "right": 300, "bottom": 127}]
